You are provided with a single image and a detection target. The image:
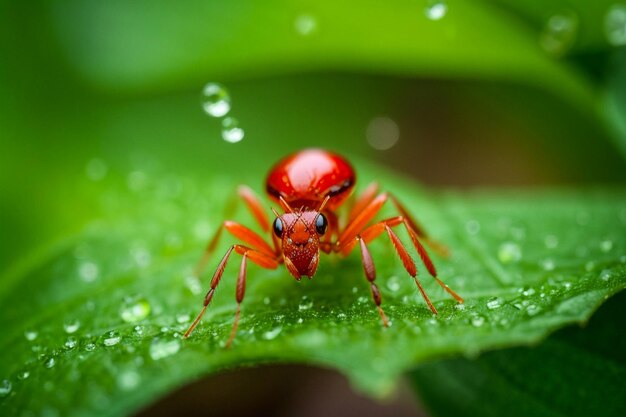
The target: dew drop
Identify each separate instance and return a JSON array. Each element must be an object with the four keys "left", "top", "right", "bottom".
[
  {"left": 600, "top": 240, "right": 613, "bottom": 252},
  {"left": 64, "top": 337, "right": 78, "bottom": 350},
  {"left": 486, "top": 297, "right": 503, "bottom": 310},
  {"left": 262, "top": 326, "right": 283, "bottom": 340},
  {"left": 85, "top": 158, "right": 108, "bottom": 181},
  {"left": 149, "top": 337, "right": 181, "bottom": 360},
  {"left": 605, "top": 4, "right": 626, "bottom": 46},
  {"left": 221, "top": 117, "right": 244, "bottom": 143},
  {"left": 425, "top": 0, "right": 448, "bottom": 21},
  {"left": 471, "top": 316, "right": 485, "bottom": 327},
  {"left": 44, "top": 357, "right": 56, "bottom": 369},
  {"left": 297, "top": 317, "right": 304, "bottom": 324},
  {"left": 294, "top": 14, "right": 317, "bottom": 36},
  {"left": 117, "top": 370, "right": 141, "bottom": 391},
  {"left": 540, "top": 12, "right": 578, "bottom": 56},
  {"left": 119, "top": 295, "right": 151, "bottom": 323},
  {"left": 102, "top": 331, "right": 122, "bottom": 347},
  {"left": 63, "top": 319, "right": 81, "bottom": 334},
  {"left": 200, "top": 83, "right": 231, "bottom": 117},
  {"left": 599, "top": 269, "right": 612, "bottom": 281},
  {"left": 526, "top": 304, "right": 541, "bottom": 316},
  {"left": 352, "top": 286, "right": 359, "bottom": 294},
  {"left": 498, "top": 242, "right": 522, "bottom": 264},
  {"left": 24, "top": 330, "right": 38, "bottom": 341},
  {"left": 563, "top": 281, "right": 572, "bottom": 291},
  {"left": 298, "top": 296, "right": 314, "bottom": 311},
  {"left": 386, "top": 276, "right": 401, "bottom": 292},
  {"left": 0, "top": 379, "right": 11, "bottom": 397},
  {"left": 84, "top": 343, "right": 96, "bottom": 352},
  {"left": 17, "top": 371, "right": 30, "bottom": 381},
  {"left": 522, "top": 287, "right": 536, "bottom": 297},
  {"left": 454, "top": 303, "right": 466, "bottom": 311},
  {"left": 366, "top": 116, "right": 400, "bottom": 150}
]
